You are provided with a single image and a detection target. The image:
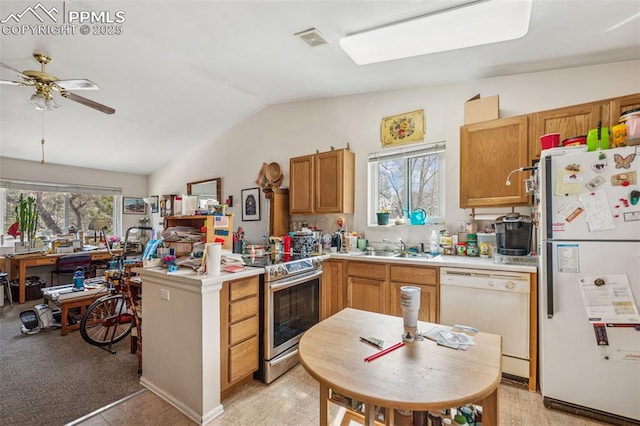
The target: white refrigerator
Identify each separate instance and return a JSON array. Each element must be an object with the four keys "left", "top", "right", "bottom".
[{"left": 539, "top": 145, "right": 640, "bottom": 423}]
